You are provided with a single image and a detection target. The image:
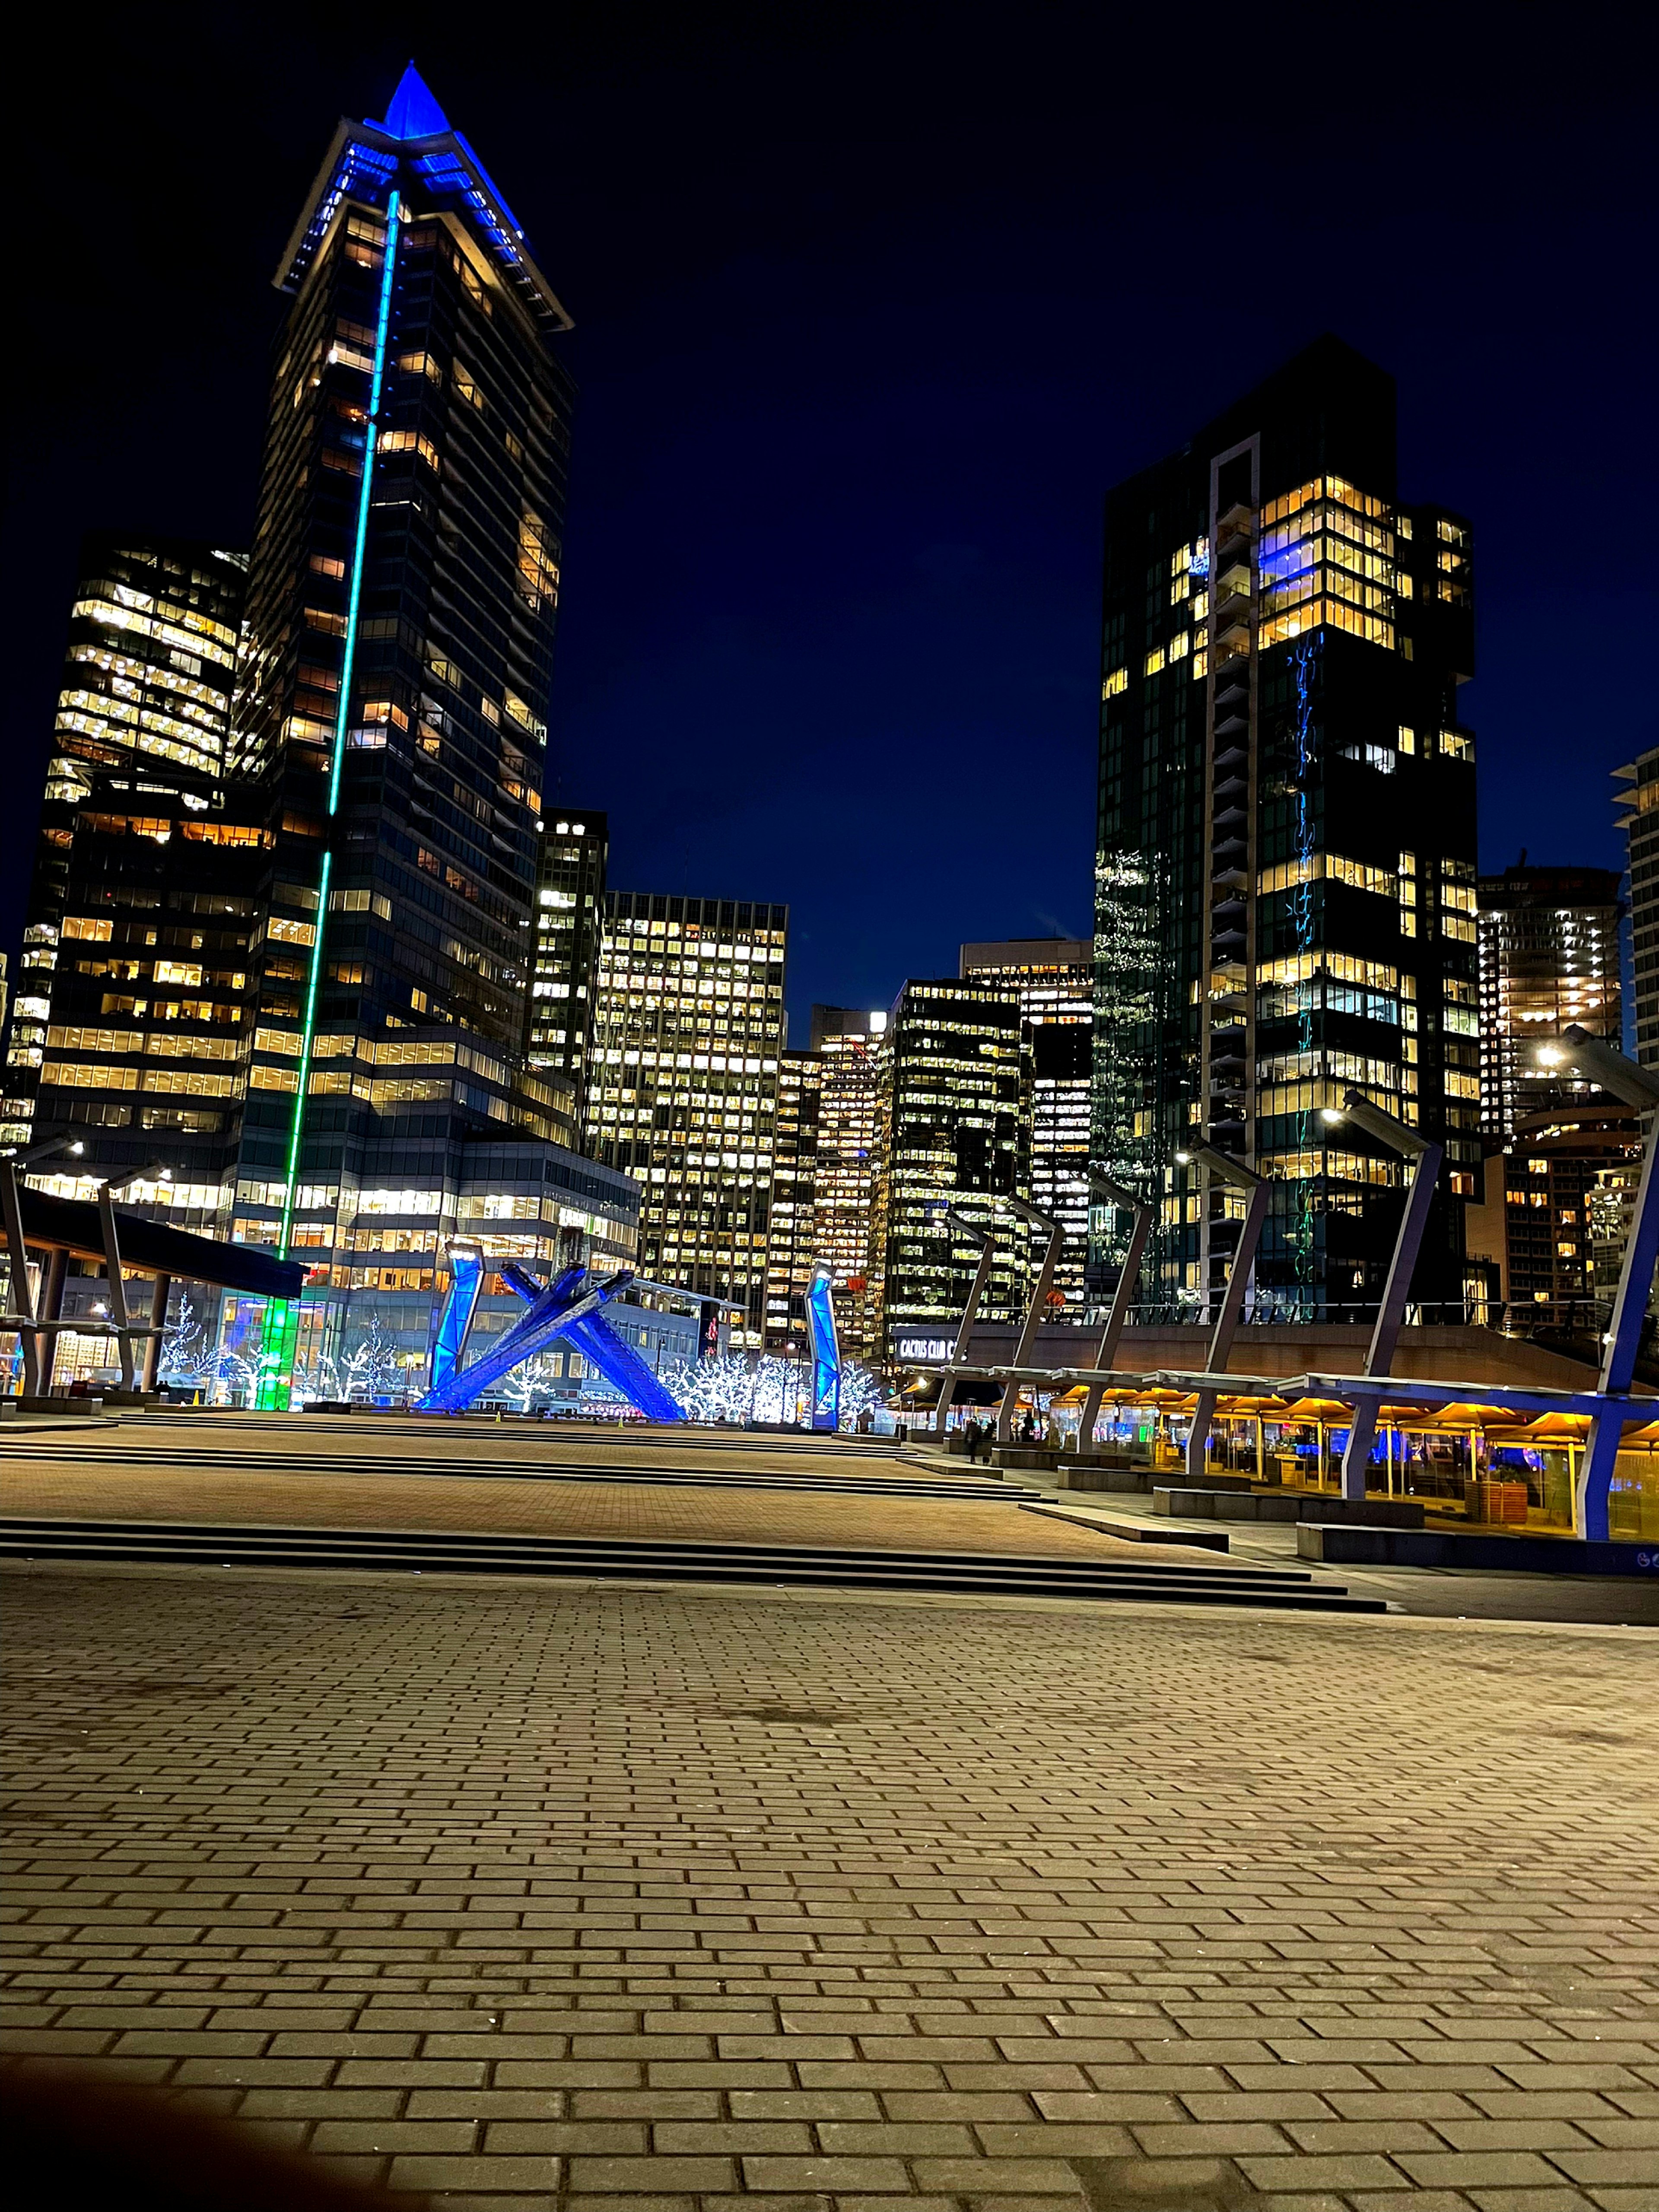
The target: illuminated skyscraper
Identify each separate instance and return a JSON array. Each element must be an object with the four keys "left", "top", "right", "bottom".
[
  {"left": 809, "top": 1007, "right": 886, "bottom": 1360},
  {"left": 1, "top": 537, "right": 257, "bottom": 1201},
  {"left": 587, "top": 893, "right": 788, "bottom": 1344},
  {"left": 1094, "top": 336, "right": 1478, "bottom": 1322},
  {"left": 764, "top": 1052, "right": 822, "bottom": 1350},
  {"left": 1477, "top": 865, "right": 1622, "bottom": 1138},
  {"left": 525, "top": 809, "right": 607, "bottom": 1114},
  {"left": 224, "top": 64, "right": 581, "bottom": 1382},
  {"left": 960, "top": 940, "right": 1093, "bottom": 1313},
  {"left": 1615, "top": 750, "right": 1659, "bottom": 1068},
  {"left": 869, "top": 979, "right": 1029, "bottom": 1365}
]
